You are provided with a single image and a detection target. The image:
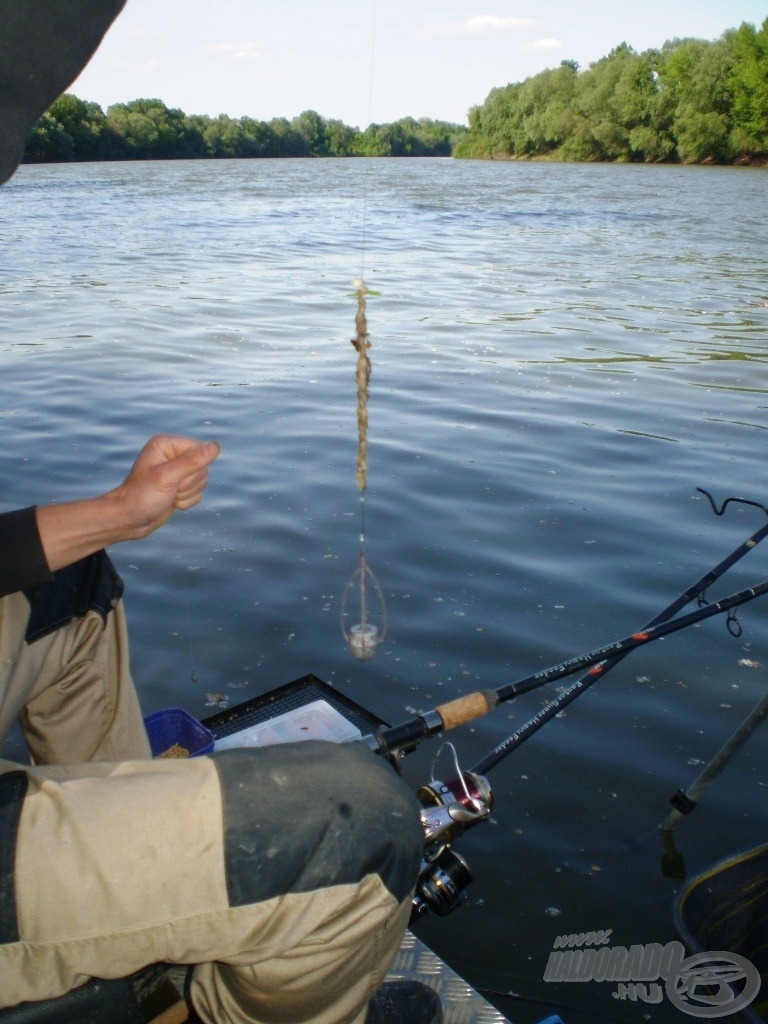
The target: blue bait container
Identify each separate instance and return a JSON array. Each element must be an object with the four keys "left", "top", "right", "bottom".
[{"left": 144, "top": 708, "right": 215, "bottom": 759}]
